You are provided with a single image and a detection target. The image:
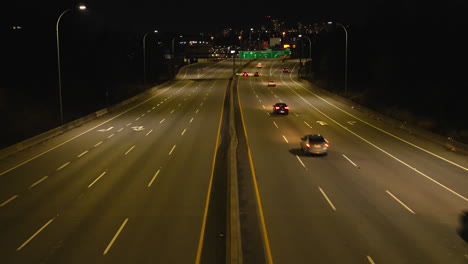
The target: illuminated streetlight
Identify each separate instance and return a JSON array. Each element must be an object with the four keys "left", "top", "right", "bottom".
[{"left": 56, "top": 3, "right": 87, "bottom": 125}]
